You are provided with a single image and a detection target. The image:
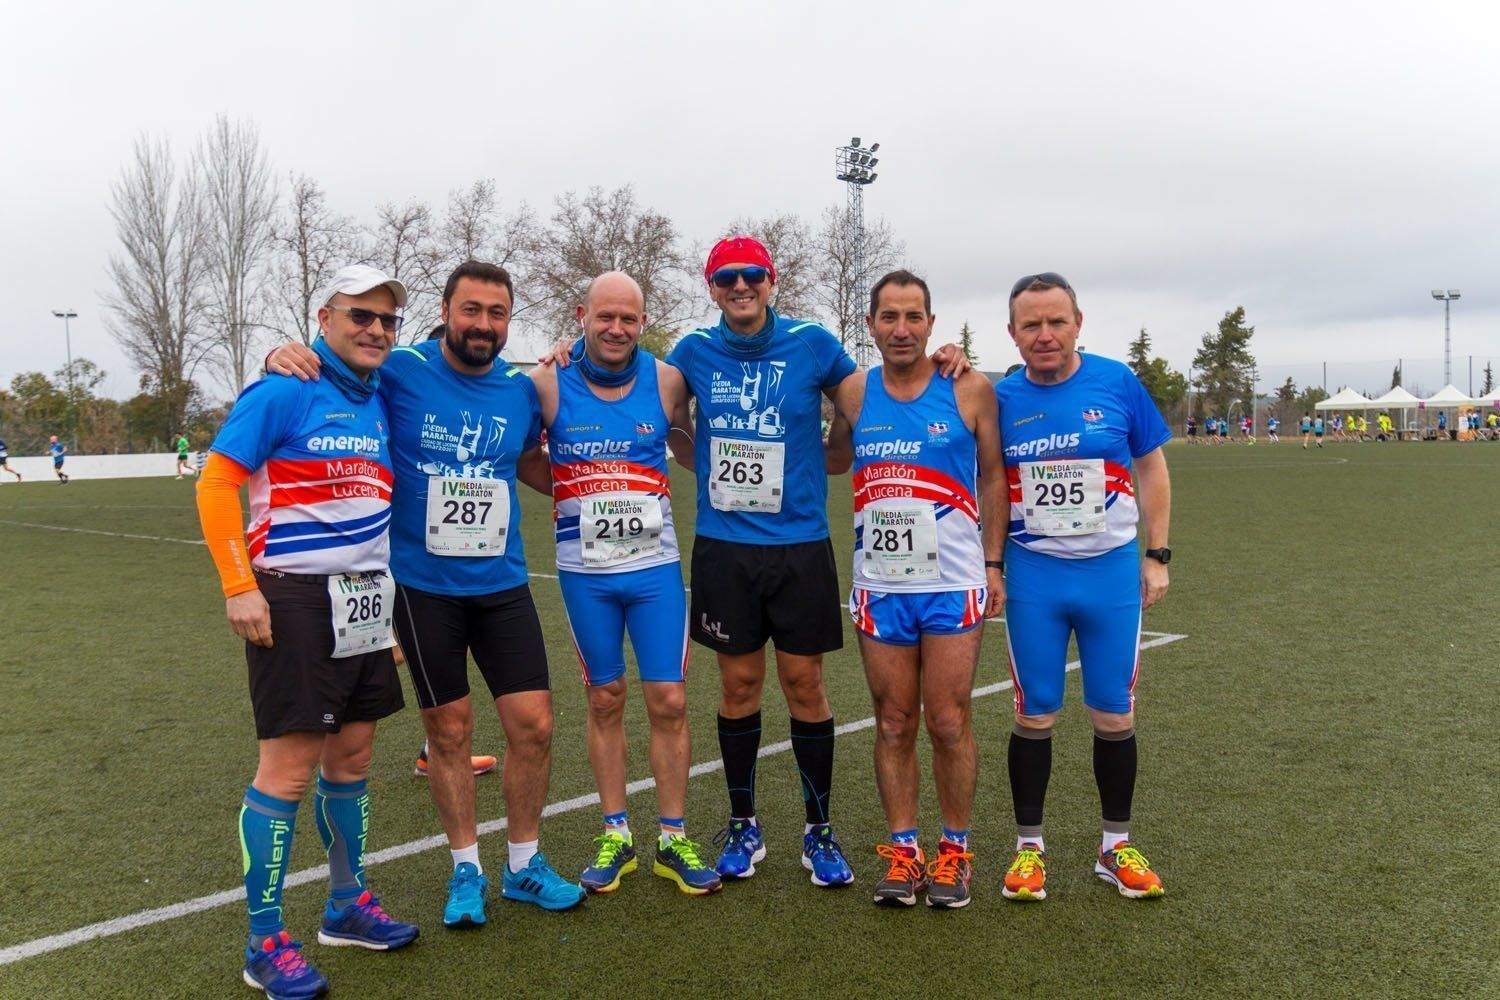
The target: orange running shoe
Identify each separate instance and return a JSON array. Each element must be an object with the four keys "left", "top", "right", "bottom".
[
  {"left": 414, "top": 745, "right": 498, "bottom": 778},
  {"left": 925, "top": 841, "right": 973, "bottom": 909},
  {"left": 1095, "top": 841, "right": 1164, "bottom": 899},
  {"left": 1002, "top": 843, "right": 1047, "bottom": 901},
  {"left": 872, "top": 843, "right": 927, "bottom": 907}
]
